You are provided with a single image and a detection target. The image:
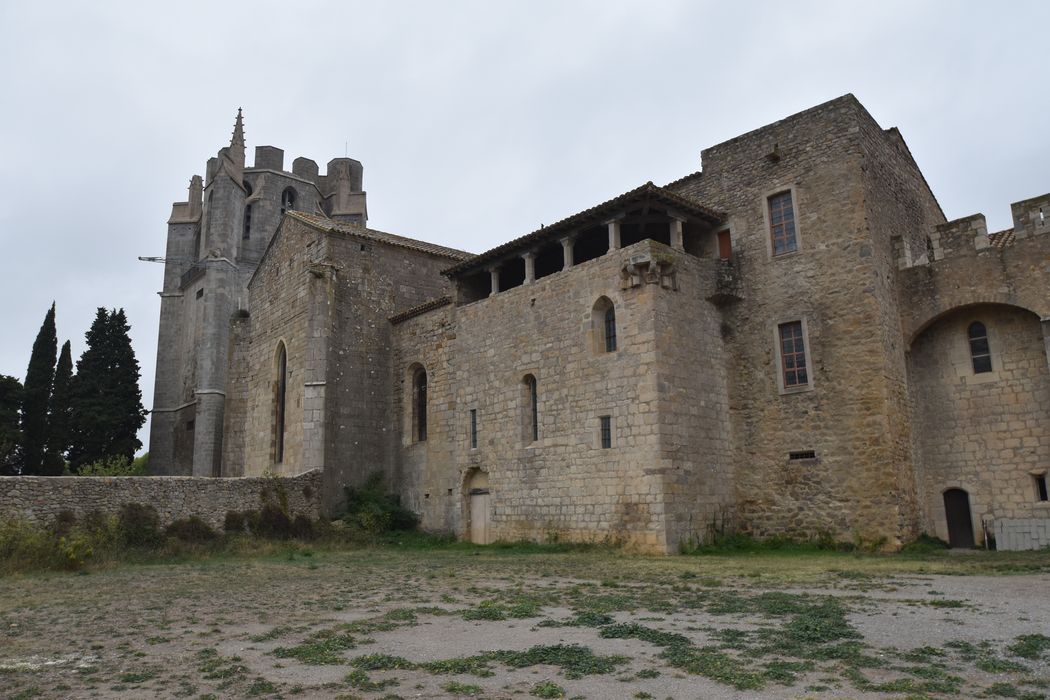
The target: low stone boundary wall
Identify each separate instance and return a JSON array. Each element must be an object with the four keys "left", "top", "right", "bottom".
[
  {"left": 0, "top": 470, "right": 323, "bottom": 530},
  {"left": 995, "top": 517, "right": 1050, "bottom": 551}
]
